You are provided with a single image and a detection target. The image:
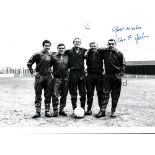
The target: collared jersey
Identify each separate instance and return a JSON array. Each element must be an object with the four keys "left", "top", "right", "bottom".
[
  {"left": 86, "top": 49, "right": 103, "bottom": 74},
  {"left": 99, "top": 48, "right": 126, "bottom": 74},
  {"left": 27, "top": 50, "right": 53, "bottom": 75},
  {"left": 65, "top": 47, "right": 87, "bottom": 70},
  {"left": 52, "top": 52, "right": 69, "bottom": 77}
]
